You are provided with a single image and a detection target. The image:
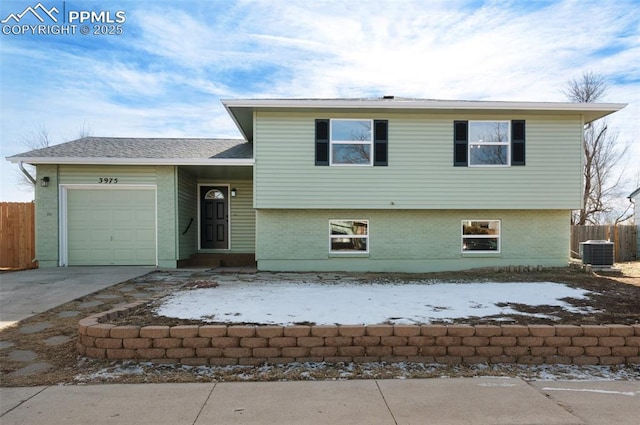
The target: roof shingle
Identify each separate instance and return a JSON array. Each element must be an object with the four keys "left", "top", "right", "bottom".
[{"left": 10, "top": 137, "right": 252, "bottom": 160}]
